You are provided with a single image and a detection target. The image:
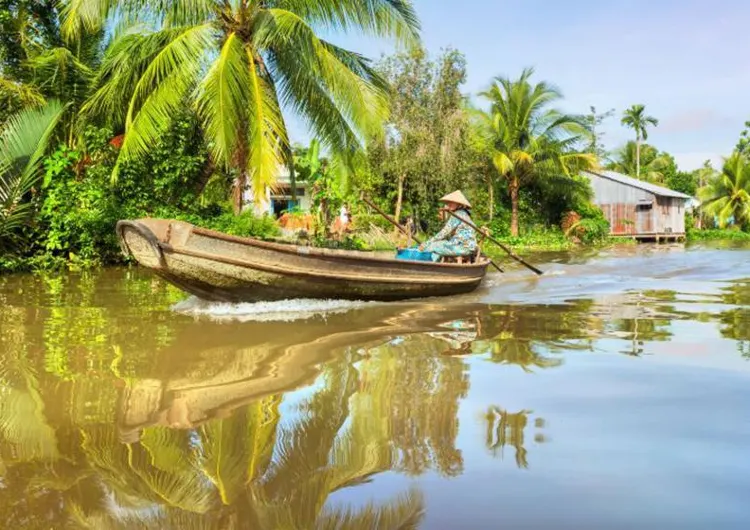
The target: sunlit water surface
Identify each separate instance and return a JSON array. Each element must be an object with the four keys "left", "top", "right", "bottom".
[{"left": 1, "top": 242, "right": 749, "bottom": 529}]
